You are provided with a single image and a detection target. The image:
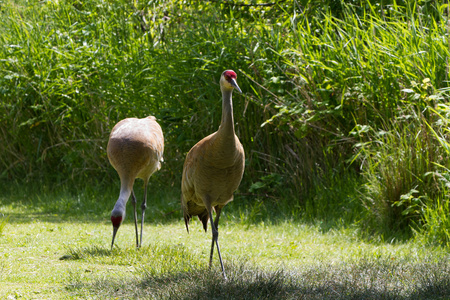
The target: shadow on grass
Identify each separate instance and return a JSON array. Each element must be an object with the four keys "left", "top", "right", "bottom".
[
  {"left": 60, "top": 243, "right": 179, "bottom": 260},
  {"left": 0, "top": 181, "right": 182, "bottom": 225},
  {"left": 66, "top": 258, "right": 450, "bottom": 300},
  {"left": 60, "top": 245, "right": 112, "bottom": 260}
]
